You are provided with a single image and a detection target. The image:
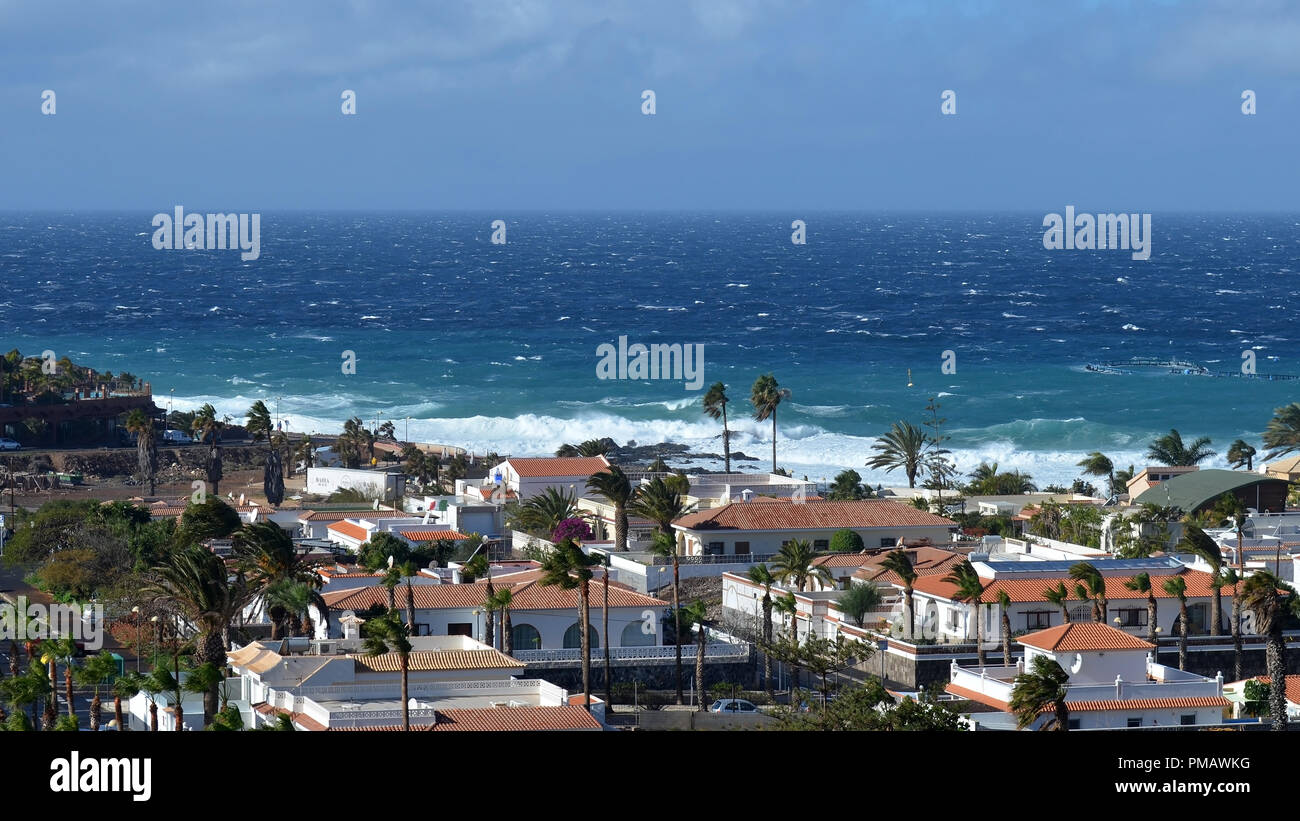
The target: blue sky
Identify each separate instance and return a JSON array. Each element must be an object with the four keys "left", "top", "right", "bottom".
[{"left": 2, "top": 0, "right": 1299, "bottom": 210}]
